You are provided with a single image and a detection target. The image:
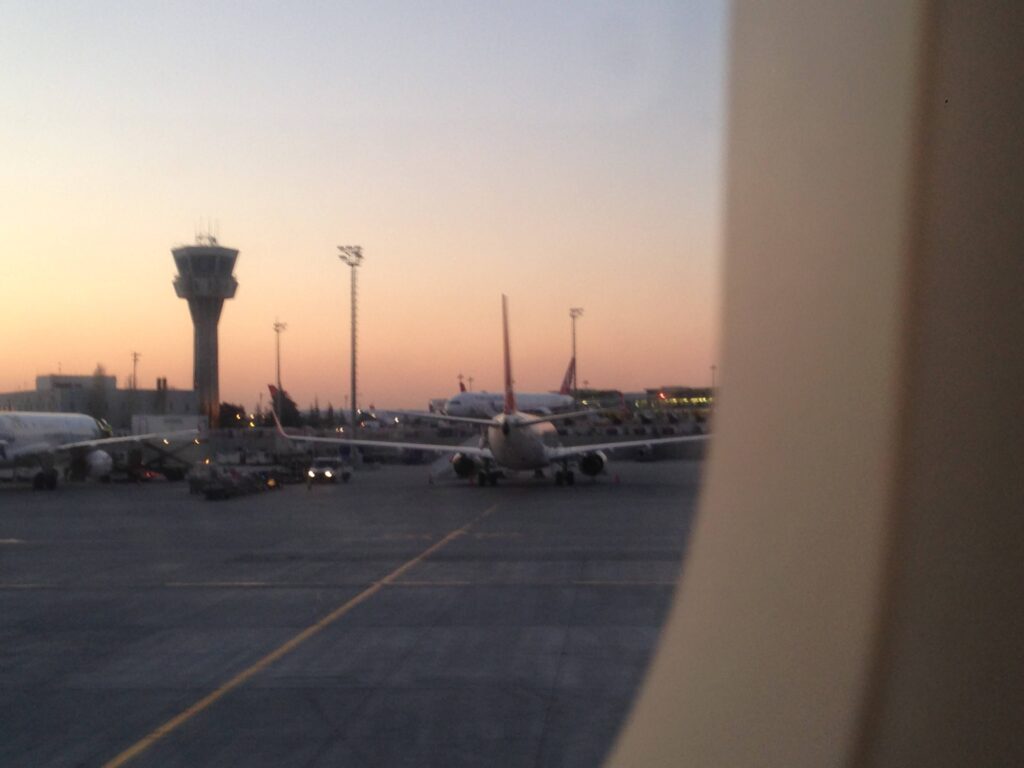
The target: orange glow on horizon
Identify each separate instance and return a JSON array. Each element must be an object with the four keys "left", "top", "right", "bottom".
[{"left": 0, "top": 4, "right": 725, "bottom": 411}]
